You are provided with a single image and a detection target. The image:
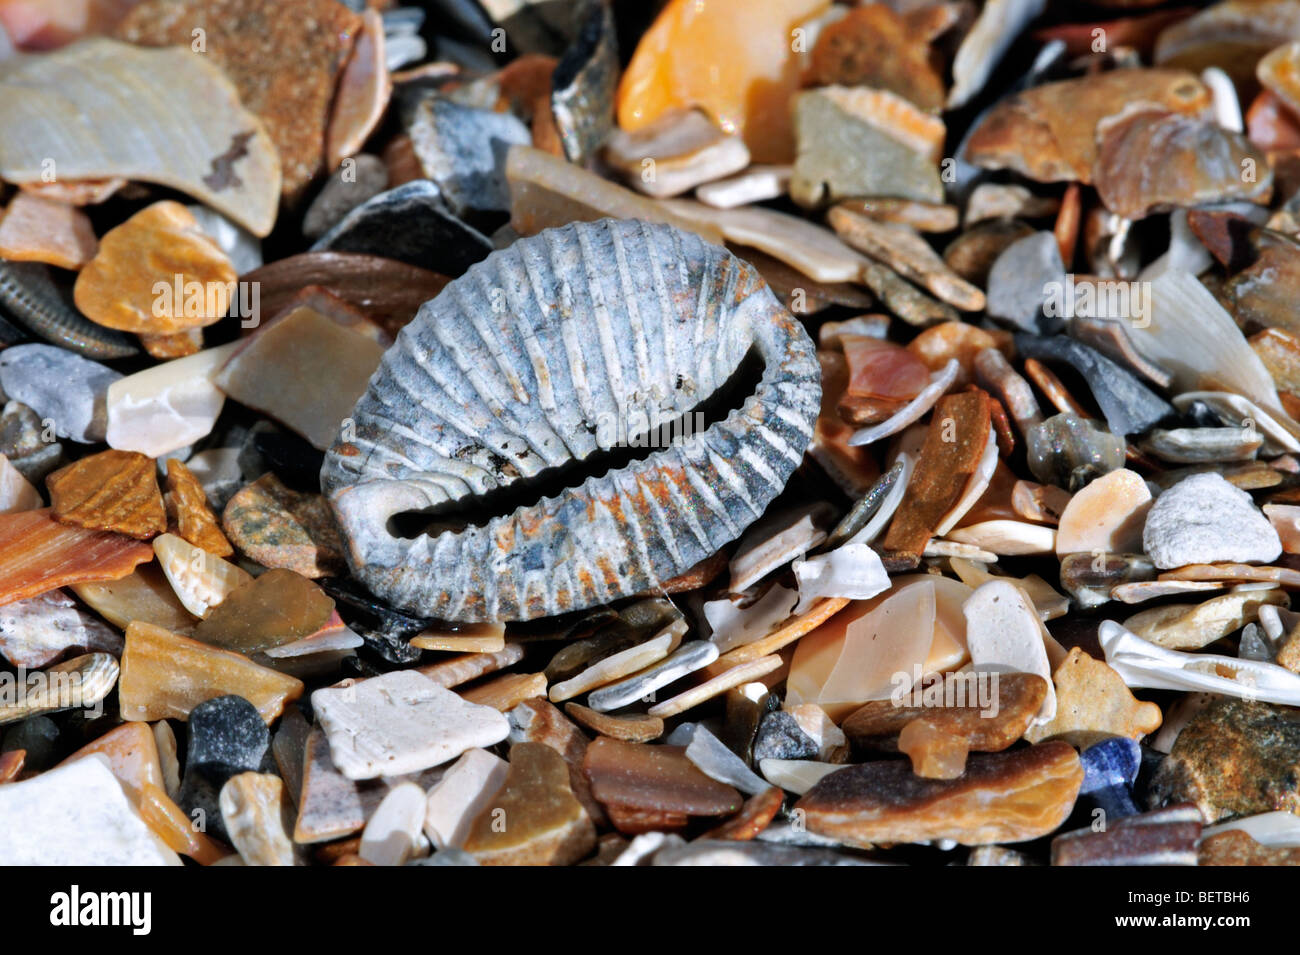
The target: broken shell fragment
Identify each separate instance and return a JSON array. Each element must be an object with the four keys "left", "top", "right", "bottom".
[
  {"left": 0, "top": 509, "right": 153, "bottom": 607},
  {"left": 0, "top": 39, "right": 280, "bottom": 236},
  {"left": 118, "top": 621, "right": 304, "bottom": 724},
  {"left": 152, "top": 532, "right": 253, "bottom": 618},
  {"left": 604, "top": 108, "right": 749, "bottom": 199},
  {"left": 965, "top": 69, "right": 1211, "bottom": 183},
  {"left": 47, "top": 449, "right": 166, "bottom": 540},
  {"left": 790, "top": 86, "right": 944, "bottom": 208},
  {"left": 321, "top": 218, "right": 819, "bottom": 622},
  {"left": 1093, "top": 108, "right": 1272, "bottom": 220}
]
